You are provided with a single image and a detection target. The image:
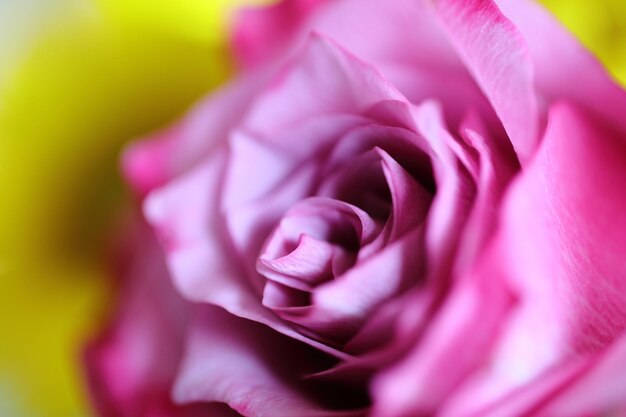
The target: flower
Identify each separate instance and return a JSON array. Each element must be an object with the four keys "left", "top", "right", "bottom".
[{"left": 86, "top": 0, "right": 626, "bottom": 416}]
